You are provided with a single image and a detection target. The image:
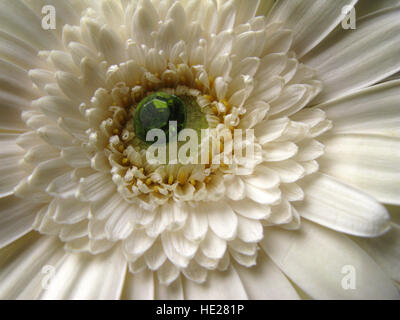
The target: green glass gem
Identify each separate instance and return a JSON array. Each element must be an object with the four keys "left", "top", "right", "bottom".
[{"left": 134, "top": 92, "right": 187, "bottom": 143}]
